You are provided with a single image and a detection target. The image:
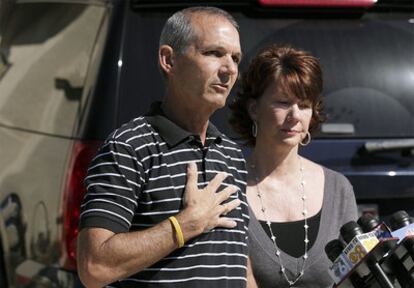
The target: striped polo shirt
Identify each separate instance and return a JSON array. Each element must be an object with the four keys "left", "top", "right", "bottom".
[{"left": 79, "top": 102, "right": 249, "bottom": 287}]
